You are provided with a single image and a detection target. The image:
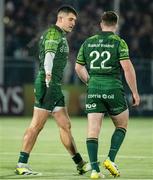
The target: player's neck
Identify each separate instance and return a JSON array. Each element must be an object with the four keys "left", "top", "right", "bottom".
[
  {"left": 55, "top": 22, "right": 65, "bottom": 32},
  {"left": 102, "top": 28, "right": 115, "bottom": 33},
  {"left": 102, "top": 26, "right": 116, "bottom": 33}
]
